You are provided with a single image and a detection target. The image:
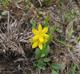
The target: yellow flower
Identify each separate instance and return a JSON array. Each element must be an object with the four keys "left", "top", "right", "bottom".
[{"left": 32, "top": 24, "right": 49, "bottom": 50}]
